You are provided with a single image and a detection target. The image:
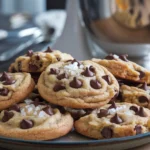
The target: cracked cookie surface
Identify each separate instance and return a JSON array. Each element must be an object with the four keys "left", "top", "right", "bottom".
[
  {"left": 38, "top": 60, "right": 119, "bottom": 108},
  {"left": 92, "top": 54, "right": 150, "bottom": 83},
  {"left": 0, "top": 98, "right": 73, "bottom": 140},
  {"left": 0, "top": 72, "right": 35, "bottom": 110},
  {"left": 75, "top": 102, "right": 150, "bottom": 139},
  {"left": 8, "top": 47, "right": 73, "bottom": 73}
]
